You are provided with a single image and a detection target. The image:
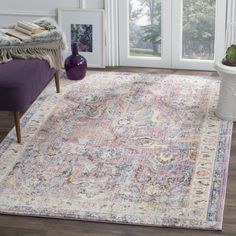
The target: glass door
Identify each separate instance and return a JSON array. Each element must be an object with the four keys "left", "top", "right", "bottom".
[
  {"left": 119, "top": 0, "right": 172, "bottom": 68},
  {"left": 172, "top": 0, "right": 226, "bottom": 70},
  {"left": 118, "top": 0, "right": 226, "bottom": 70}
]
